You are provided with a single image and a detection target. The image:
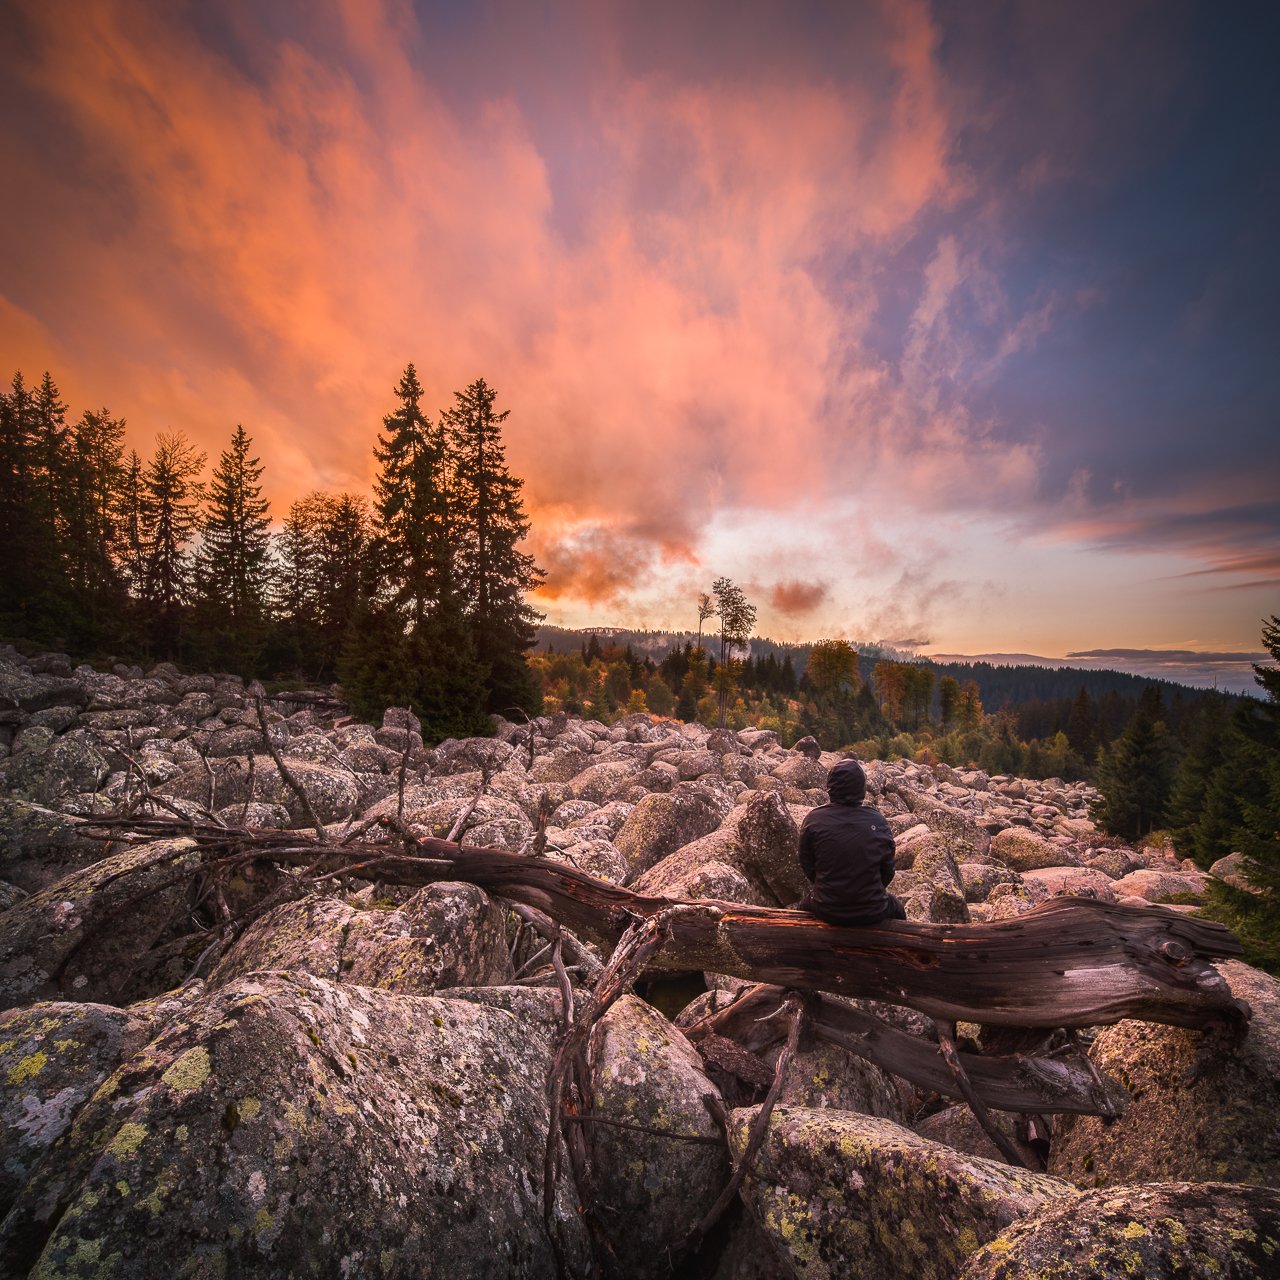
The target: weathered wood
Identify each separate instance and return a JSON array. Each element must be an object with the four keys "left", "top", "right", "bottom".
[
  {"left": 685, "top": 983, "right": 1129, "bottom": 1117},
  {"left": 936, "top": 1019, "right": 1035, "bottom": 1168},
  {"left": 78, "top": 817, "right": 1247, "bottom": 1033},
  {"left": 298, "top": 838, "right": 1247, "bottom": 1033}
]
